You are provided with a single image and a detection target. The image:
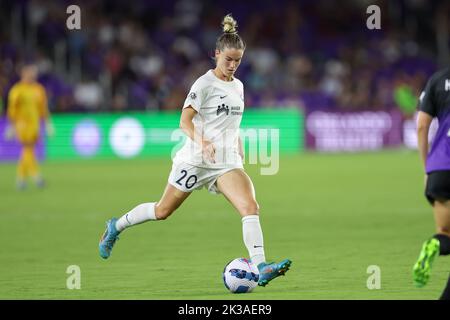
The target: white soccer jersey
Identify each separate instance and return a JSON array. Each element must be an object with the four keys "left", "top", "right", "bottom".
[{"left": 173, "top": 70, "right": 245, "bottom": 169}]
